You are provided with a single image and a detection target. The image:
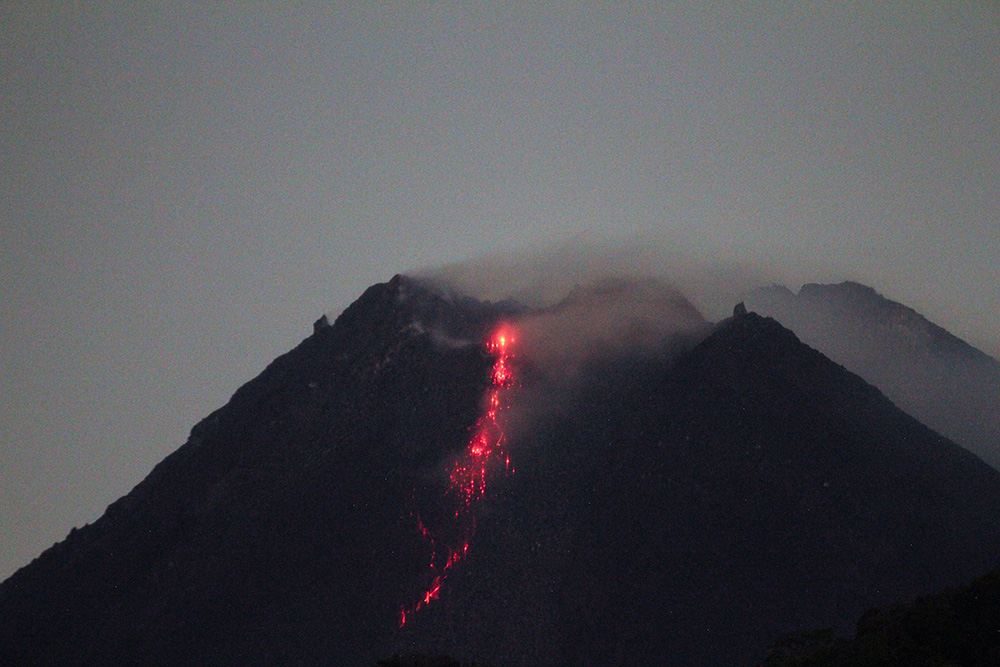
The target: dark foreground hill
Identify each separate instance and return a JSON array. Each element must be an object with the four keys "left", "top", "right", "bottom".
[
  {"left": 746, "top": 282, "right": 1000, "bottom": 468},
  {"left": 3, "top": 275, "right": 1000, "bottom": 667},
  {"left": 760, "top": 567, "right": 1000, "bottom": 666}
]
